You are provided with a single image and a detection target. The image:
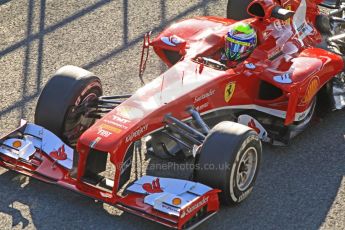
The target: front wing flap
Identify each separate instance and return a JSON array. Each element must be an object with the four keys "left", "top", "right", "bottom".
[
  {"left": 119, "top": 176, "right": 220, "bottom": 229},
  {"left": 0, "top": 122, "right": 73, "bottom": 169}
]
